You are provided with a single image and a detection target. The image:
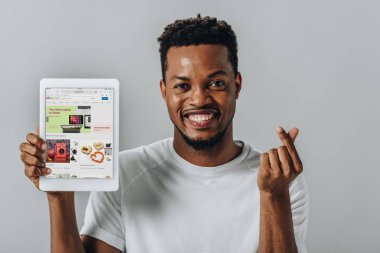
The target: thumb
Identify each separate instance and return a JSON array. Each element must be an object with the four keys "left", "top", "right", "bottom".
[
  {"left": 288, "top": 127, "right": 299, "bottom": 143},
  {"left": 36, "top": 126, "right": 40, "bottom": 136}
]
